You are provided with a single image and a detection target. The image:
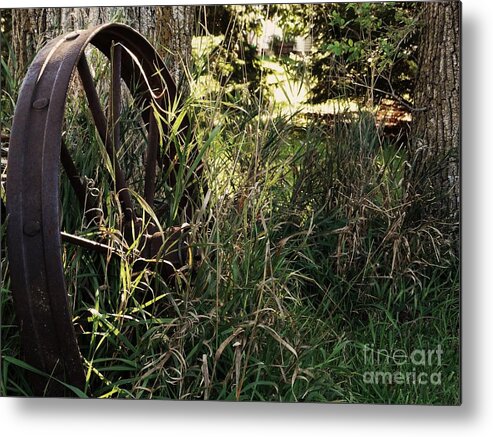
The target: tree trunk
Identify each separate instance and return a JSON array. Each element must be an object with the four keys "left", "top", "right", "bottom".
[
  {"left": 10, "top": 8, "right": 49, "bottom": 79},
  {"left": 11, "top": 6, "right": 194, "bottom": 88},
  {"left": 156, "top": 6, "right": 195, "bottom": 93},
  {"left": 410, "top": 1, "right": 460, "bottom": 221},
  {"left": 12, "top": 9, "right": 119, "bottom": 77}
]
